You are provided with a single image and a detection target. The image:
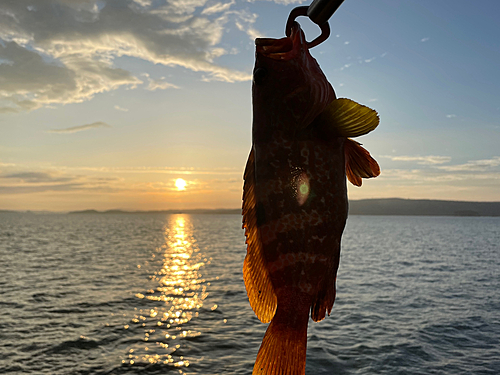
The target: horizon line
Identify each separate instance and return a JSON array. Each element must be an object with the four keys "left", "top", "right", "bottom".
[{"left": 2, "top": 197, "right": 500, "bottom": 215}]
